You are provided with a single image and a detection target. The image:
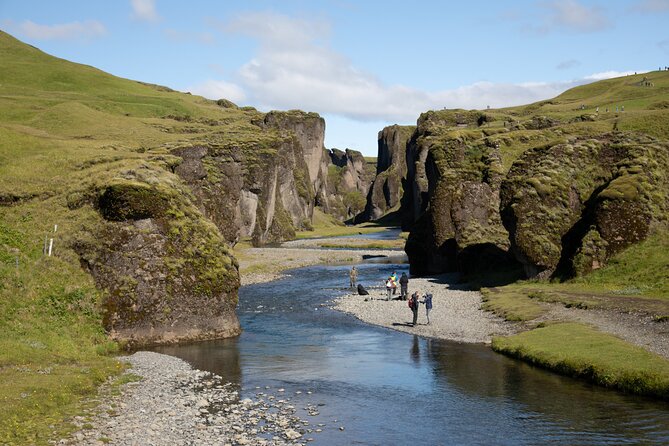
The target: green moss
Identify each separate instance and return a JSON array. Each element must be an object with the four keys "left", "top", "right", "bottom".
[{"left": 97, "top": 182, "right": 170, "bottom": 221}]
